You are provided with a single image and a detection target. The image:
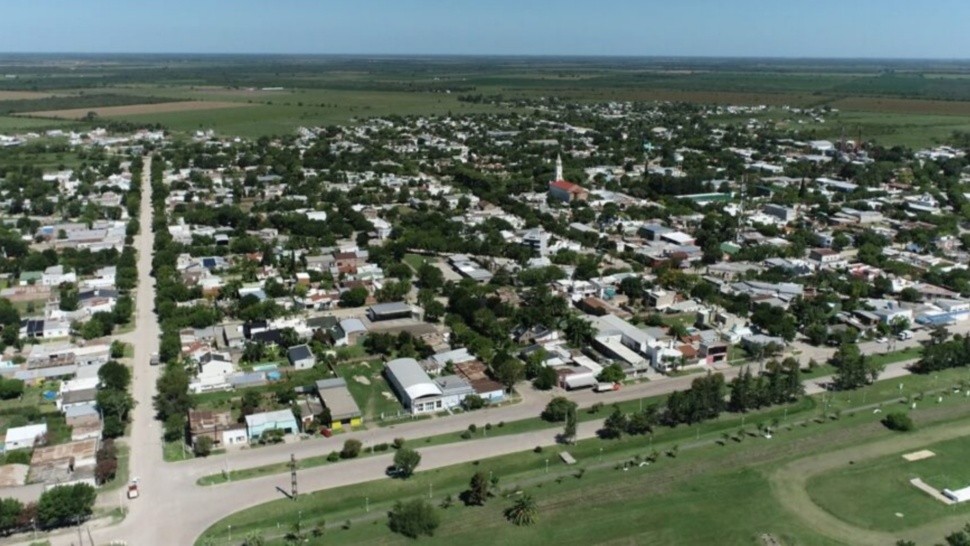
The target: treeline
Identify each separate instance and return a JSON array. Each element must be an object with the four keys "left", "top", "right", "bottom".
[
  {"left": 0, "top": 483, "right": 96, "bottom": 535},
  {"left": 912, "top": 329, "right": 970, "bottom": 374},
  {"left": 149, "top": 156, "right": 196, "bottom": 443},
  {"left": 597, "top": 363, "right": 803, "bottom": 438},
  {"left": 0, "top": 94, "right": 178, "bottom": 115}
]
